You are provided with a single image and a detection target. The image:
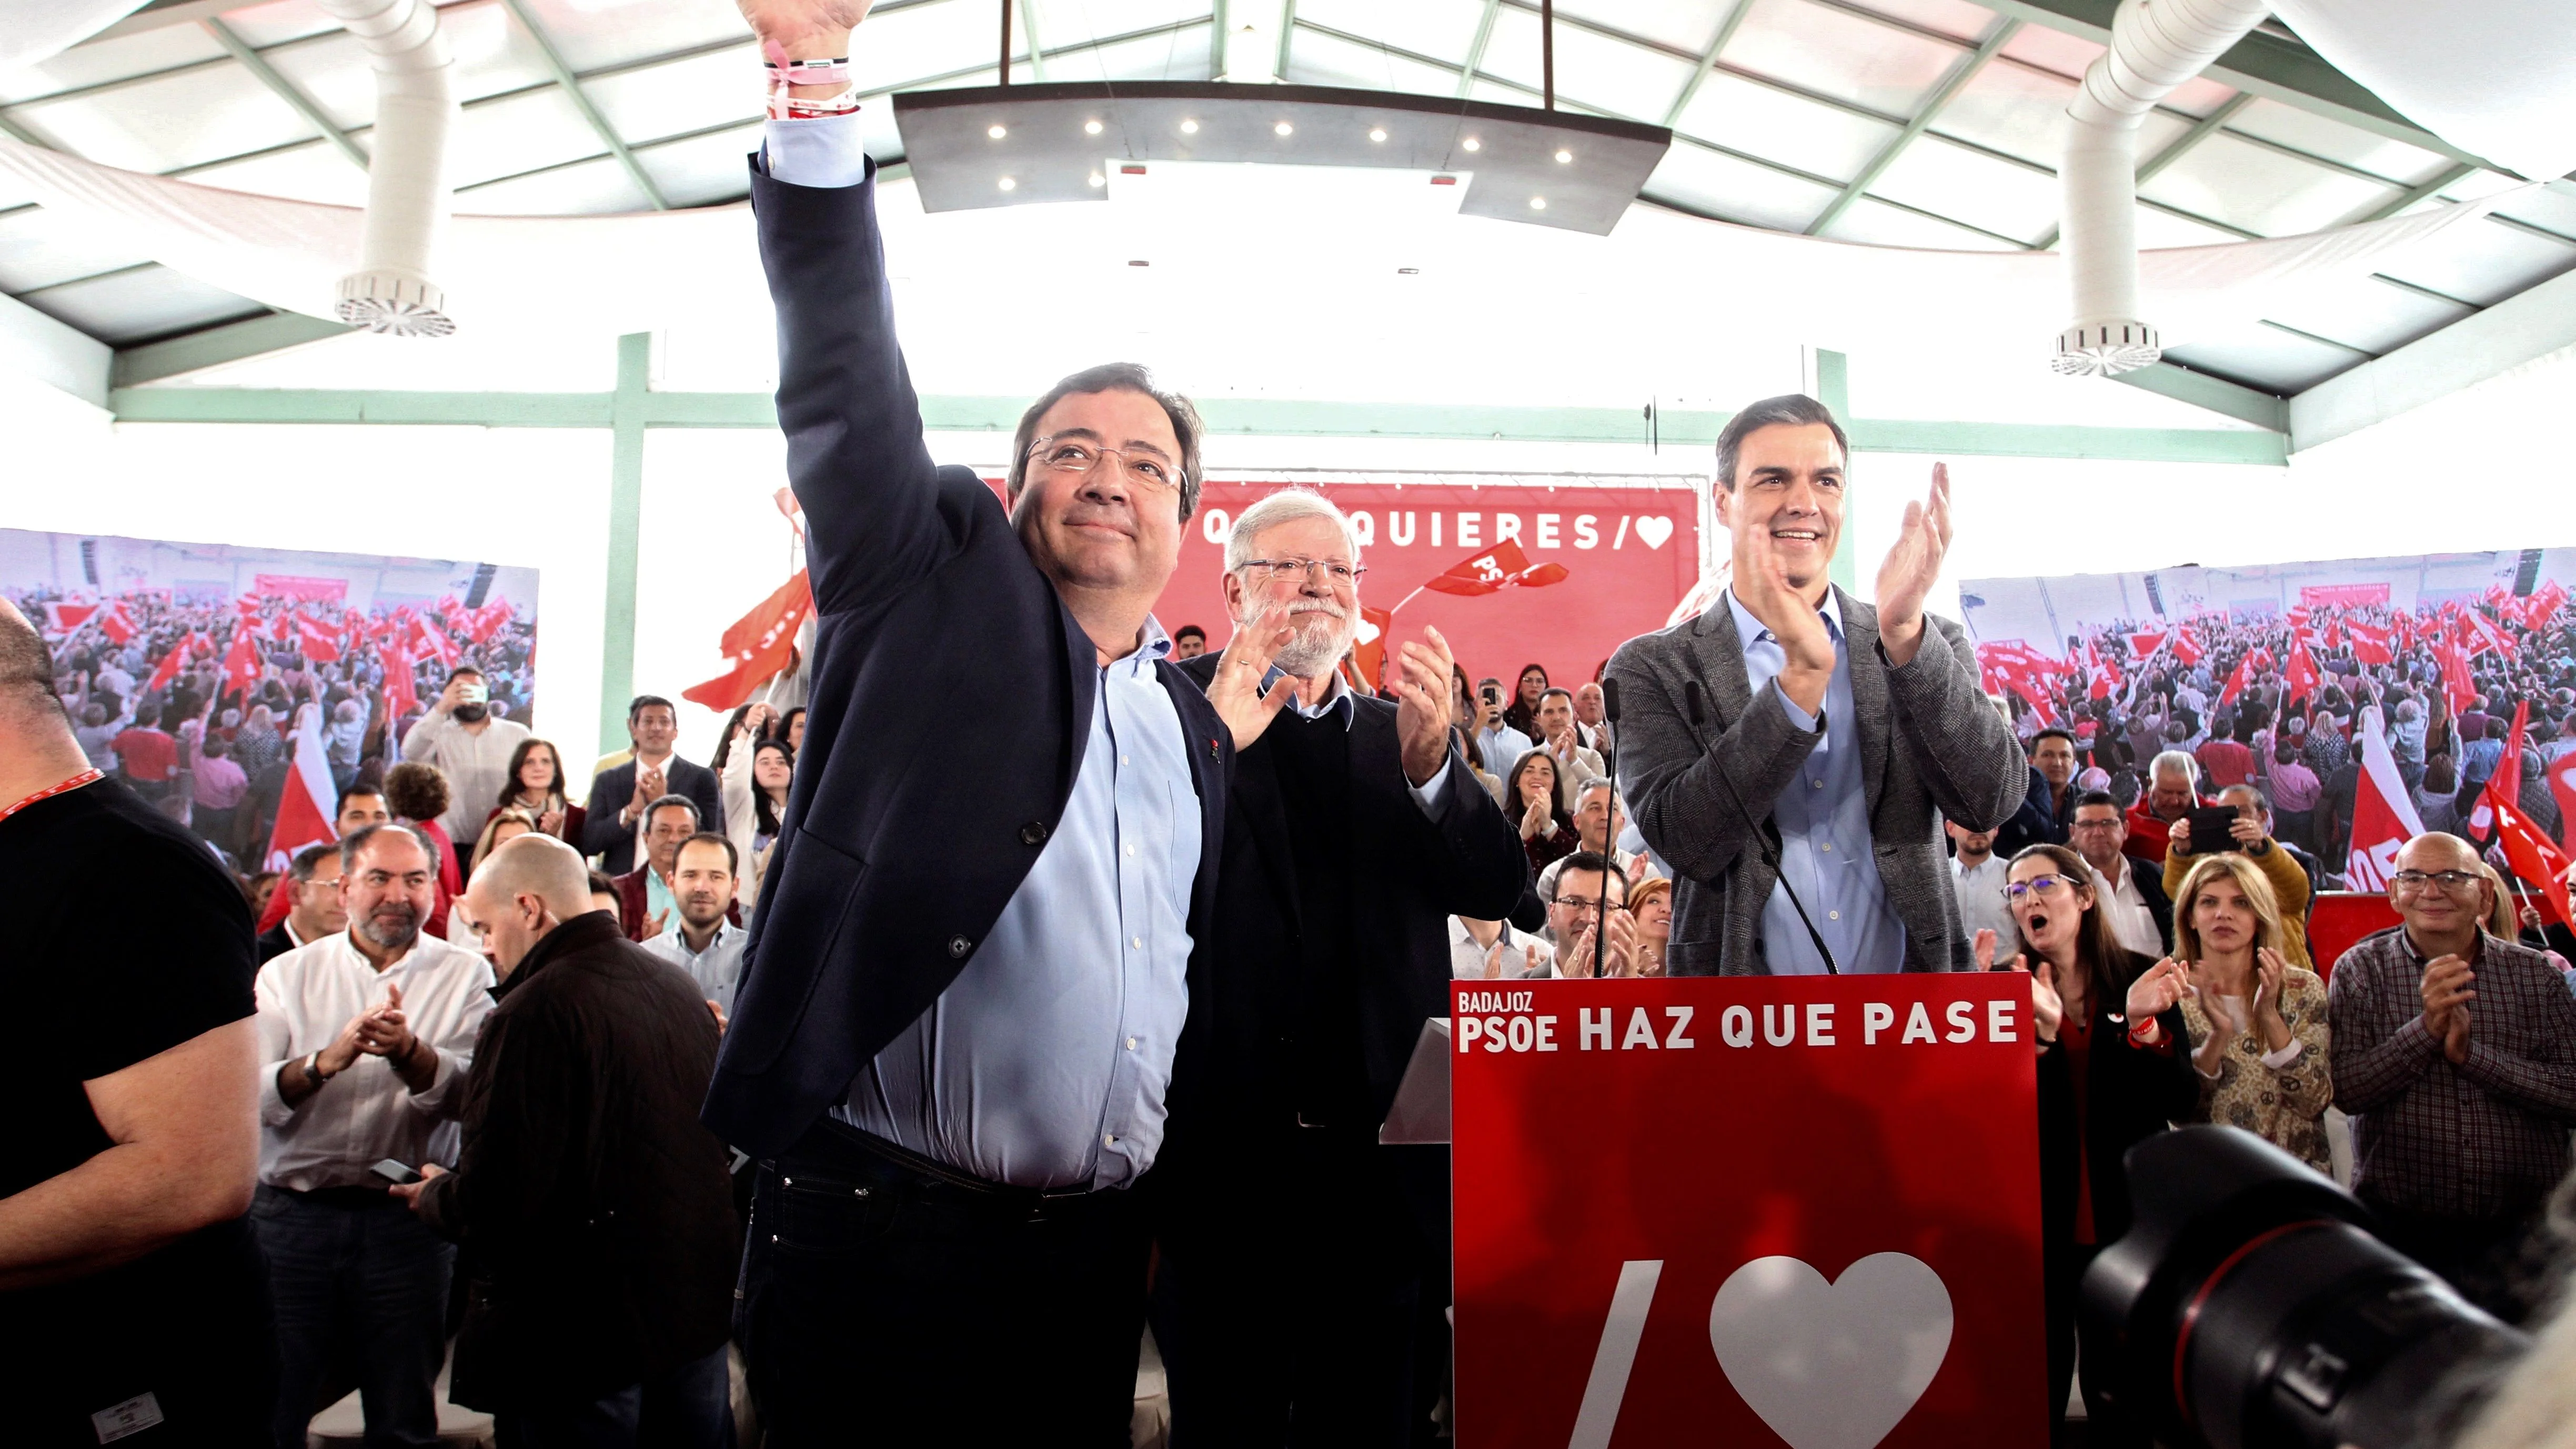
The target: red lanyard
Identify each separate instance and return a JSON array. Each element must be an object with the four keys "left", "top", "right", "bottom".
[{"left": 2, "top": 768, "right": 103, "bottom": 823}]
